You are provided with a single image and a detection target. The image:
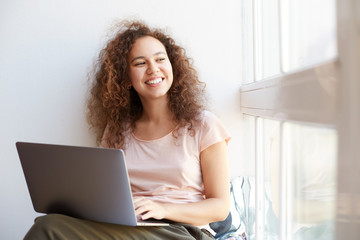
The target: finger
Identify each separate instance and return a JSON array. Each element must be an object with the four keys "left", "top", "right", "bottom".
[
  {"left": 135, "top": 204, "right": 150, "bottom": 216},
  {"left": 134, "top": 199, "right": 155, "bottom": 211},
  {"left": 140, "top": 211, "right": 152, "bottom": 220}
]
